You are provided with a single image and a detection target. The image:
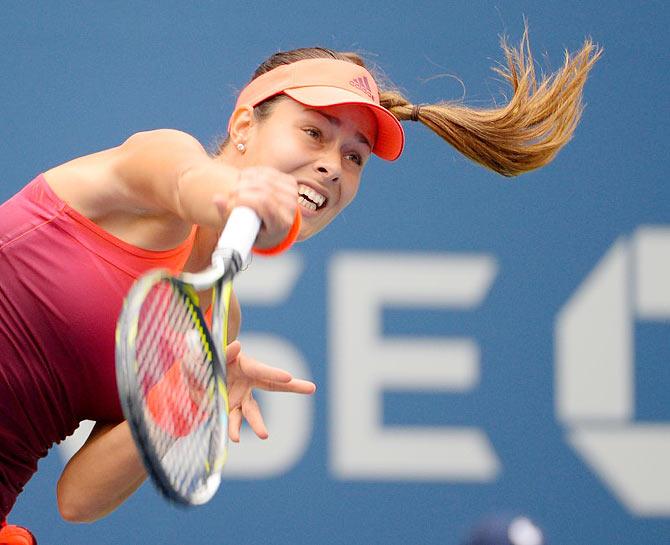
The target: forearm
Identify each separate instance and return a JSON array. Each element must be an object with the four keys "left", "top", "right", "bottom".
[
  {"left": 57, "top": 421, "right": 146, "bottom": 523},
  {"left": 175, "top": 160, "right": 241, "bottom": 229},
  {"left": 114, "top": 129, "right": 240, "bottom": 228}
]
